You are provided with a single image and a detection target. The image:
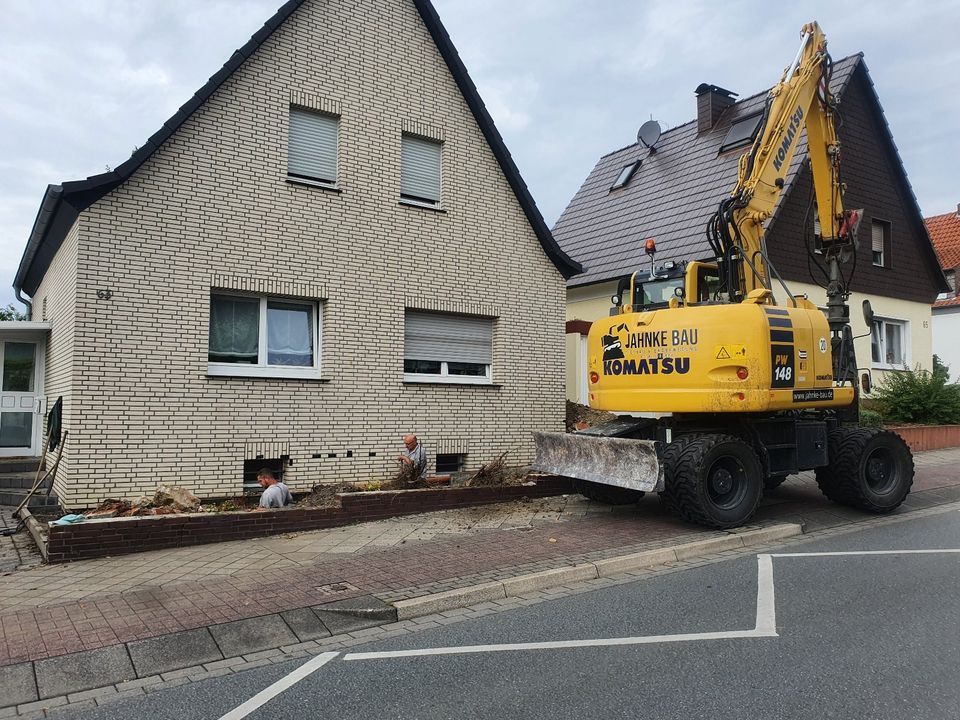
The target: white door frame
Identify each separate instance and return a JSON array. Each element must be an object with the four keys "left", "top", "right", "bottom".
[{"left": 0, "top": 333, "right": 46, "bottom": 457}]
